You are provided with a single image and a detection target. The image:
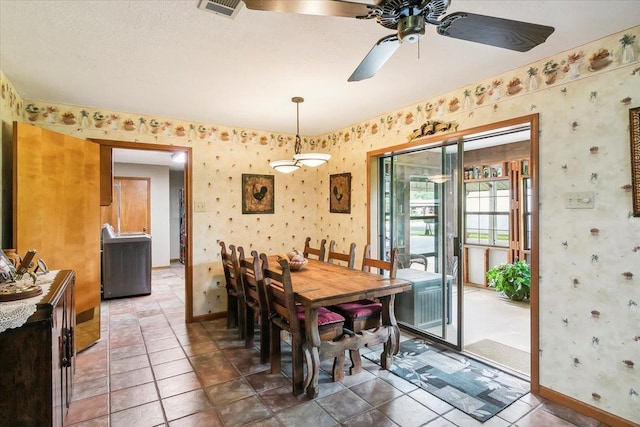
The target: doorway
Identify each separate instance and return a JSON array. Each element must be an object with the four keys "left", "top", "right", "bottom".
[
  {"left": 368, "top": 114, "right": 539, "bottom": 385},
  {"left": 91, "top": 139, "right": 194, "bottom": 323}
]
